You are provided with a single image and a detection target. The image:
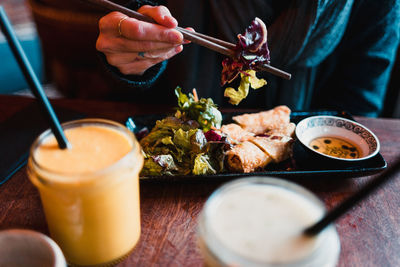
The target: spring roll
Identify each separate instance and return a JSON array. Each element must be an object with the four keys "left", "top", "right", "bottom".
[
  {"left": 226, "top": 141, "right": 272, "bottom": 173},
  {"left": 220, "top": 123, "right": 254, "bottom": 144},
  {"left": 249, "top": 135, "right": 294, "bottom": 163},
  {"left": 266, "top": 122, "right": 296, "bottom": 137},
  {"left": 232, "top": 105, "right": 291, "bottom": 135}
]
